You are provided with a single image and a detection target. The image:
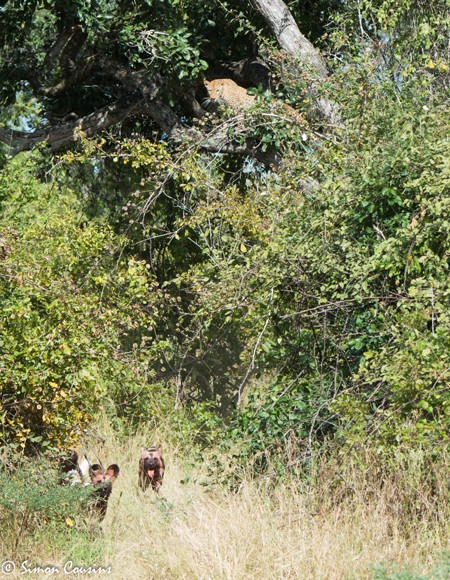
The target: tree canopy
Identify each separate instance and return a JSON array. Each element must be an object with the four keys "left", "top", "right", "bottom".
[{"left": 0, "top": 0, "right": 342, "bottom": 163}]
